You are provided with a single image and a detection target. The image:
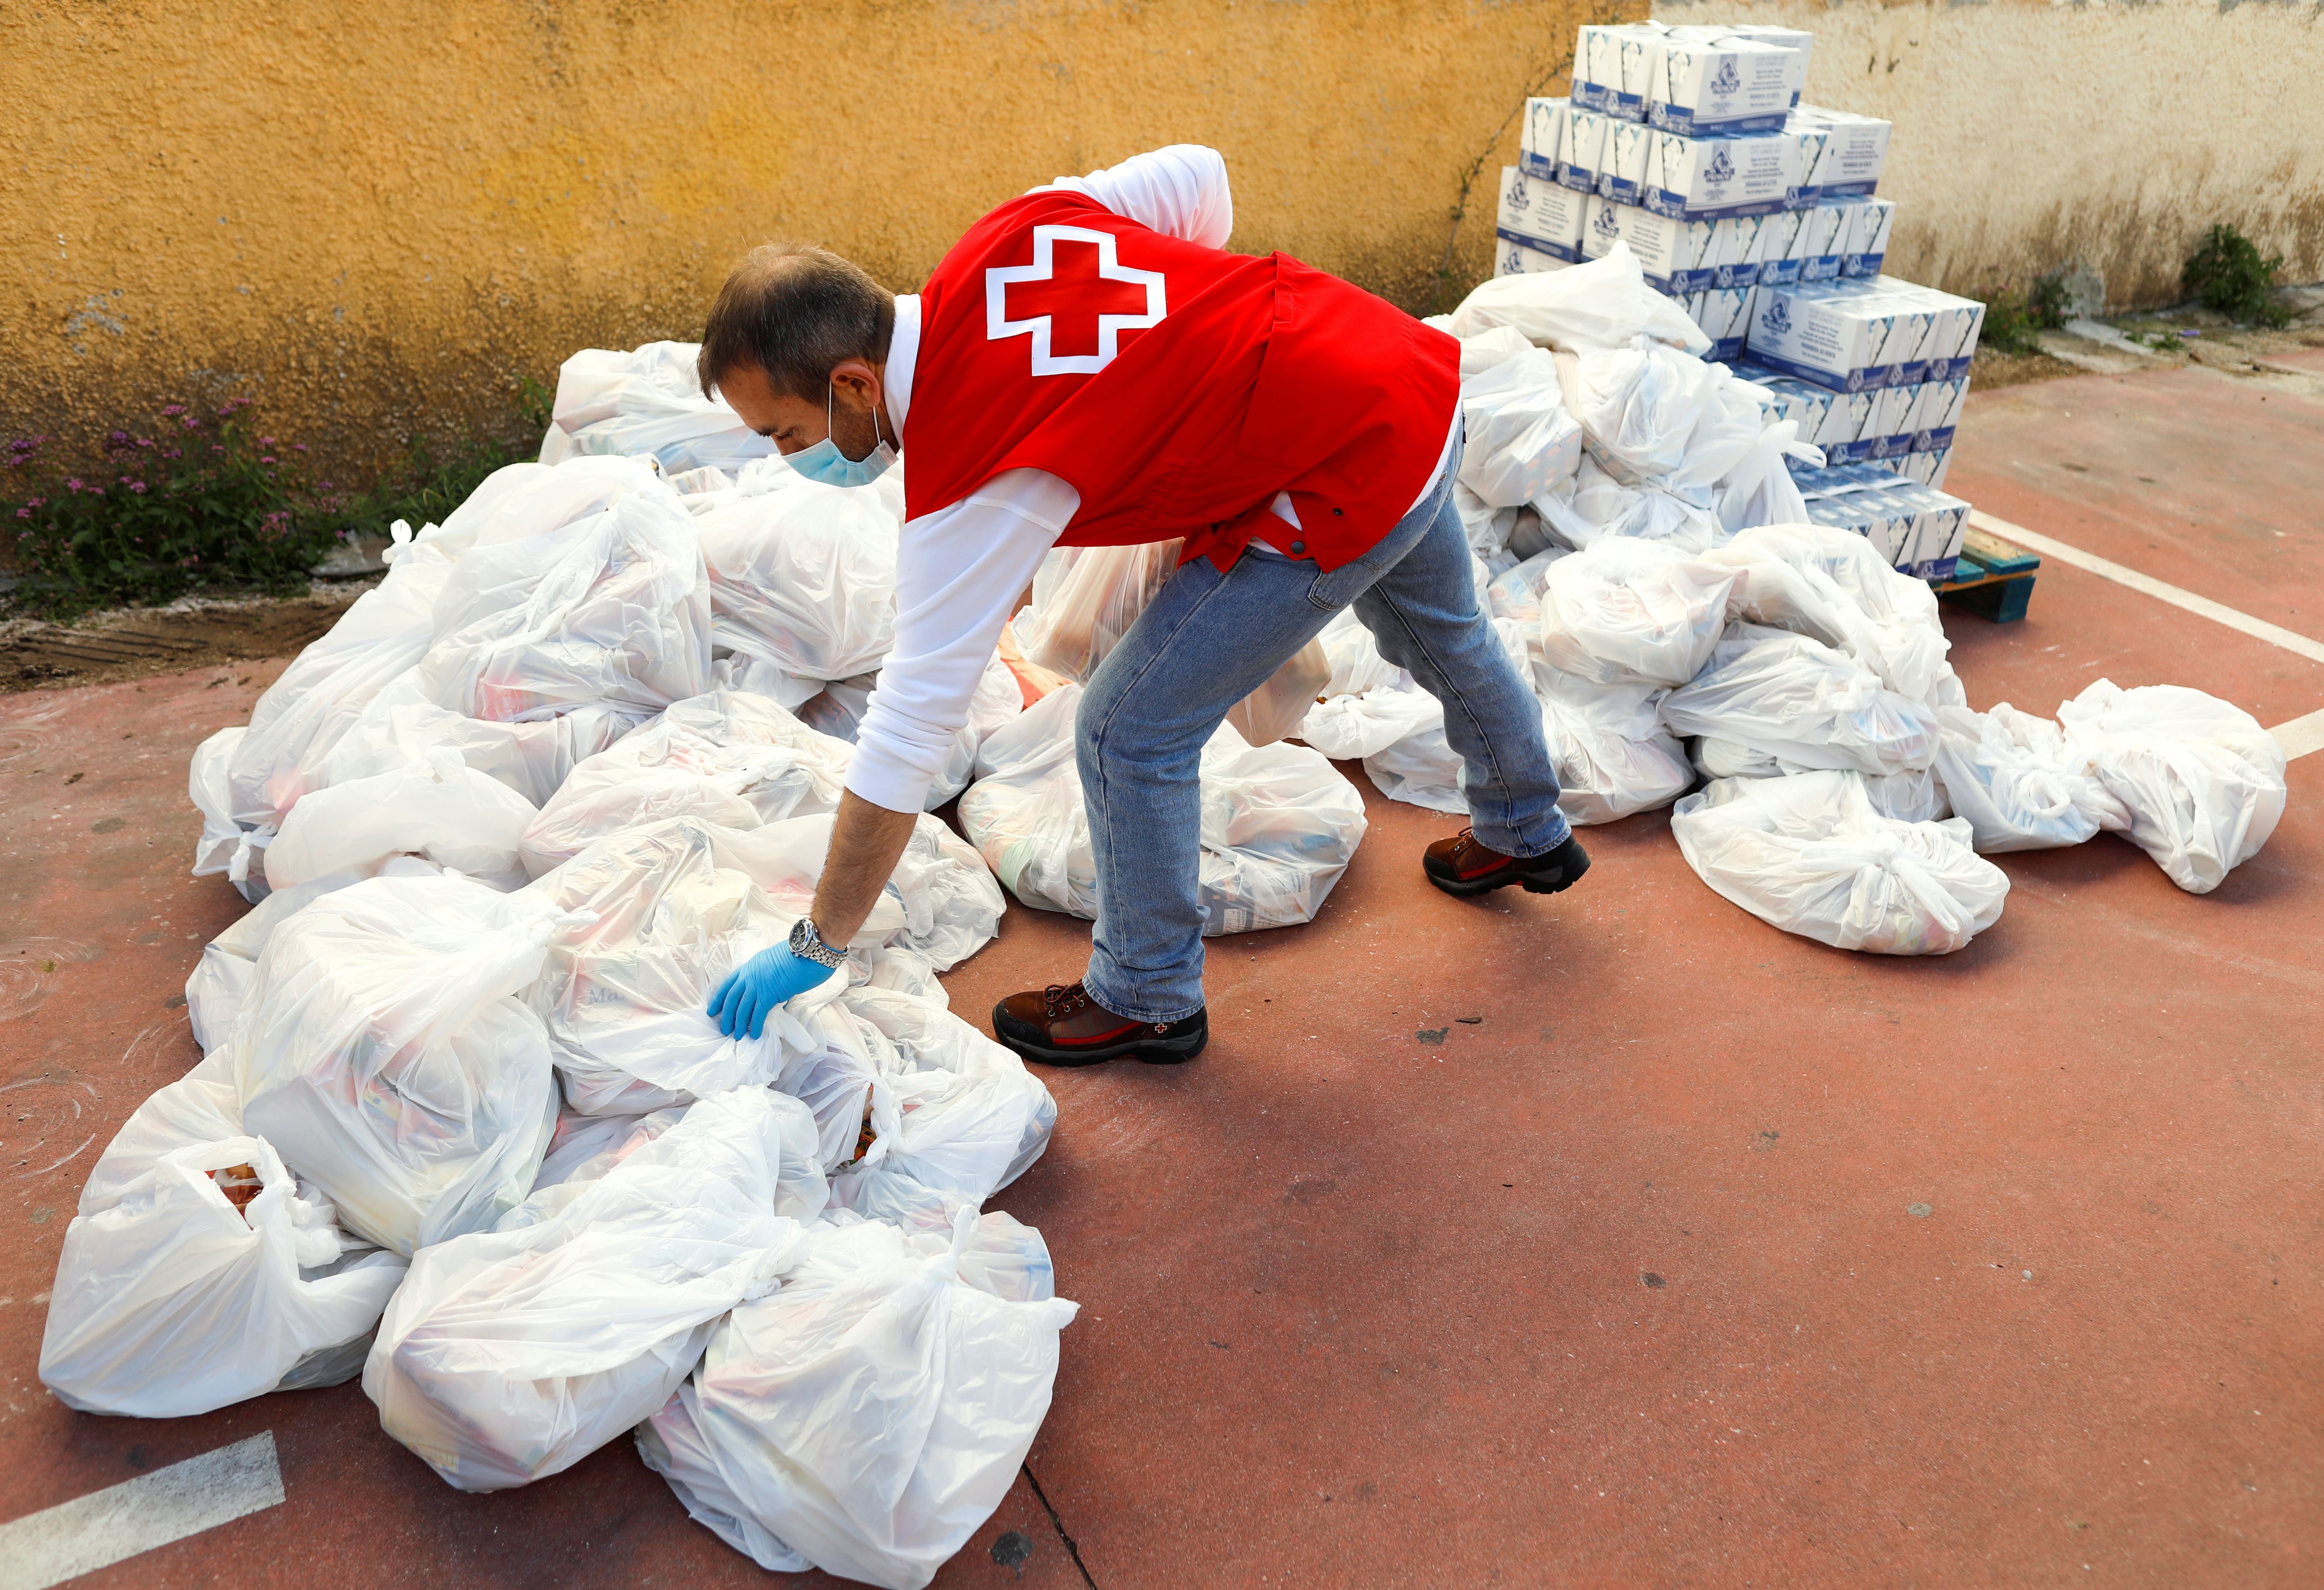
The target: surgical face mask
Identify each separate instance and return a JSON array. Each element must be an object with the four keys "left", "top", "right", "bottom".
[{"left": 786, "top": 386, "right": 897, "bottom": 487}]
